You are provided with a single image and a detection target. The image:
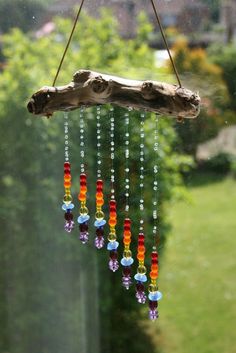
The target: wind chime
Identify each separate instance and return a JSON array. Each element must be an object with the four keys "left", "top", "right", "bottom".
[{"left": 27, "top": 0, "right": 200, "bottom": 321}]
